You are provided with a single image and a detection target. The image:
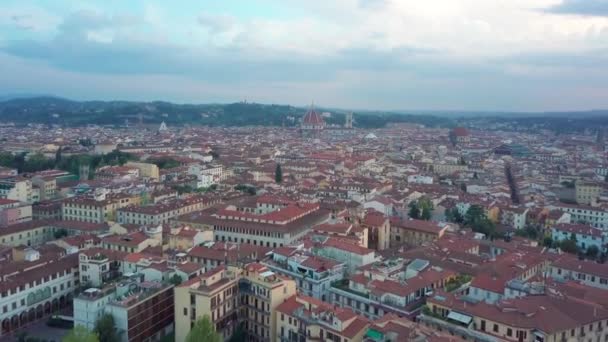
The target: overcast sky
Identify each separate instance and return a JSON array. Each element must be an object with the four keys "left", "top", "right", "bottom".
[{"left": 1, "top": 0, "right": 608, "bottom": 111}]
